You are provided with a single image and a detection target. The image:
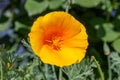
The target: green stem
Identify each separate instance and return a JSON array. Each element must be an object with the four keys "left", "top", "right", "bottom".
[
  {"left": 45, "top": 64, "right": 48, "bottom": 75},
  {"left": 59, "top": 67, "right": 62, "bottom": 80},
  {"left": 52, "top": 65, "right": 57, "bottom": 80},
  {"left": 65, "top": 0, "right": 71, "bottom": 12},
  {"left": 92, "top": 56, "right": 104, "bottom": 80},
  {"left": 0, "top": 60, "right": 3, "bottom": 80},
  {"left": 106, "top": 11, "right": 110, "bottom": 22},
  {"left": 108, "top": 55, "right": 112, "bottom": 80},
  {"left": 104, "top": 0, "right": 111, "bottom": 22},
  {"left": 39, "top": 62, "right": 47, "bottom": 80}
]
